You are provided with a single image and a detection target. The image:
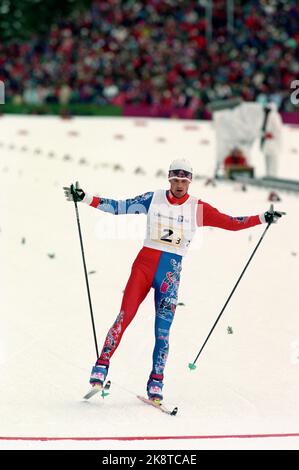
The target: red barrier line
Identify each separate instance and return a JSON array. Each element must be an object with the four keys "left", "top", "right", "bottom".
[{"left": 0, "top": 433, "right": 299, "bottom": 442}]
